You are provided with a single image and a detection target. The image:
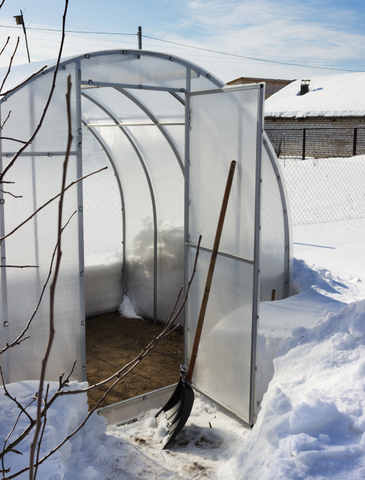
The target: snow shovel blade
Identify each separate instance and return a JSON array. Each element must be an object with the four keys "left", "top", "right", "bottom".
[{"left": 155, "top": 378, "right": 195, "bottom": 449}]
